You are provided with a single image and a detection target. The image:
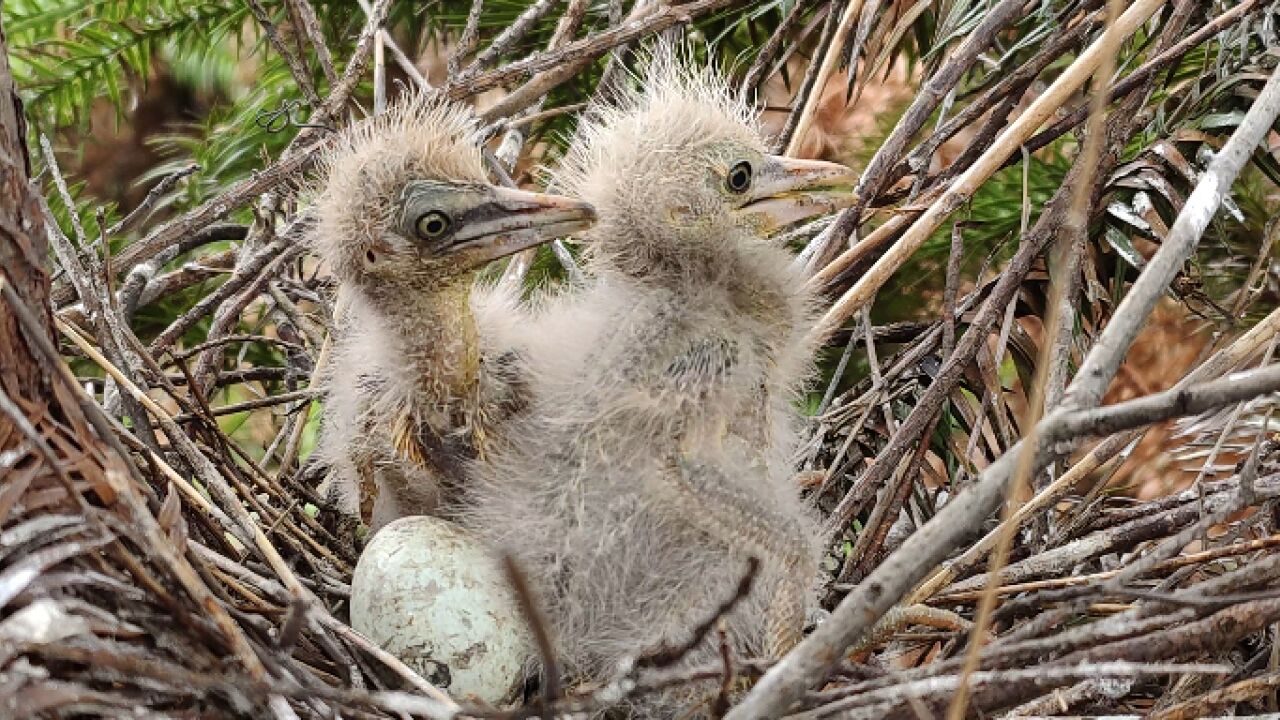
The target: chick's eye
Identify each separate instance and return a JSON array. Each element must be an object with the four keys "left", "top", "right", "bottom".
[
  {"left": 726, "top": 161, "right": 752, "bottom": 194},
  {"left": 415, "top": 211, "right": 451, "bottom": 239}
]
